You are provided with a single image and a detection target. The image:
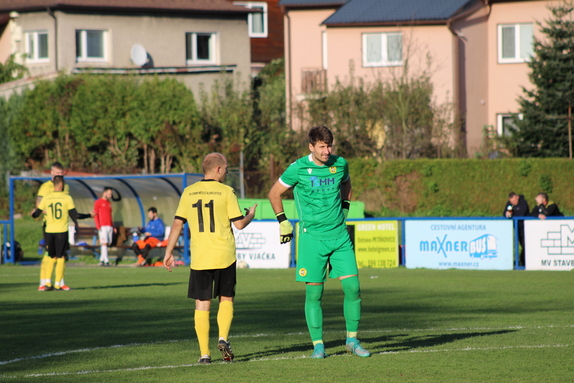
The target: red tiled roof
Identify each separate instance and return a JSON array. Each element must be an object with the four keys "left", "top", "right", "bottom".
[{"left": 0, "top": 0, "right": 250, "bottom": 14}]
